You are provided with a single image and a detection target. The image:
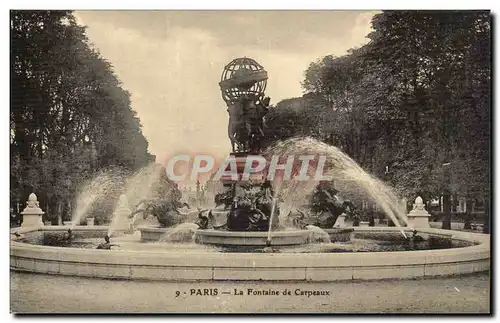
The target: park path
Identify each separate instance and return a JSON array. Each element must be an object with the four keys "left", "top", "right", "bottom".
[{"left": 11, "top": 271, "right": 490, "bottom": 314}]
